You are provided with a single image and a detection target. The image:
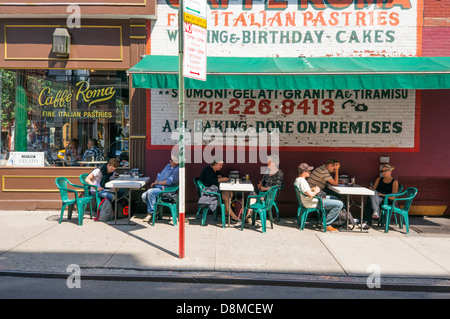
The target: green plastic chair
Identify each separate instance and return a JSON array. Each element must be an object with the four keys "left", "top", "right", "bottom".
[
  {"left": 55, "top": 177, "right": 93, "bottom": 226},
  {"left": 194, "top": 177, "right": 203, "bottom": 219},
  {"left": 294, "top": 185, "right": 327, "bottom": 232},
  {"left": 380, "top": 187, "right": 418, "bottom": 233},
  {"left": 195, "top": 178, "right": 226, "bottom": 228},
  {"left": 79, "top": 173, "right": 101, "bottom": 211},
  {"left": 272, "top": 181, "right": 284, "bottom": 222},
  {"left": 241, "top": 185, "right": 278, "bottom": 233},
  {"left": 153, "top": 186, "right": 179, "bottom": 226},
  {"left": 377, "top": 184, "right": 403, "bottom": 228}
]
